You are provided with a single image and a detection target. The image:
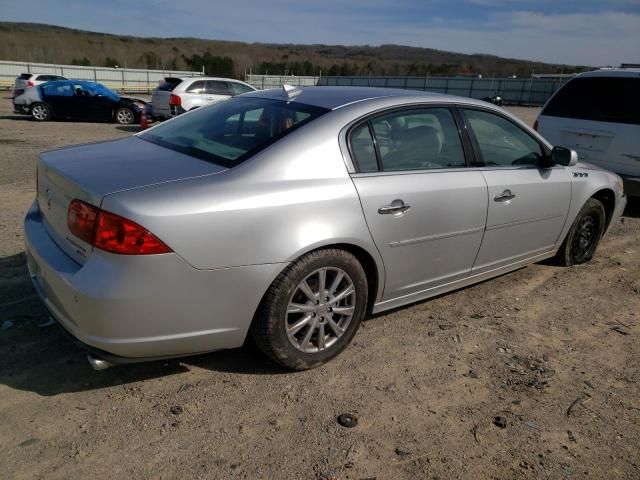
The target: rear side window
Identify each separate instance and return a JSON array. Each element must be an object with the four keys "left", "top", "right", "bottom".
[
  {"left": 186, "top": 81, "right": 206, "bottom": 94},
  {"left": 354, "top": 108, "right": 466, "bottom": 172},
  {"left": 205, "top": 81, "right": 231, "bottom": 95},
  {"left": 350, "top": 124, "right": 378, "bottom": 172},
  {"left": 158, "top": 78, "right": 182, "bottom": 92},
  {"left": 140, "top": 97, "right": 329, "bottom": 168},
  {"left": 543, "top": 77, "right": 640, "bottom": 125}
]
